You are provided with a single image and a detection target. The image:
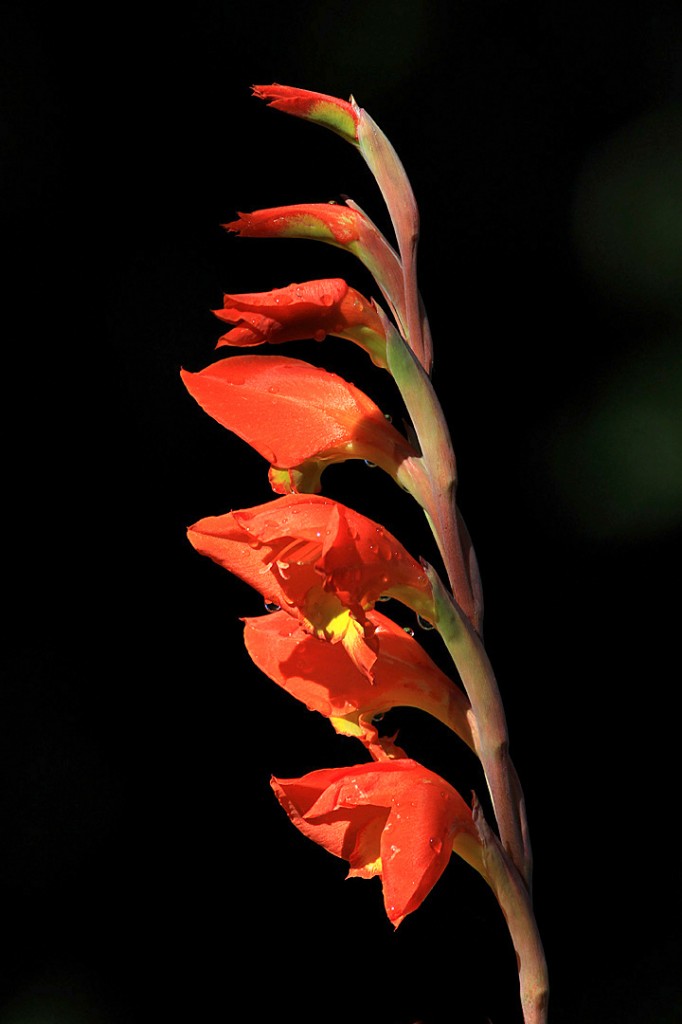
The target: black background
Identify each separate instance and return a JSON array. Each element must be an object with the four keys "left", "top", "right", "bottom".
[{"left": 2, "top": 2, "right": 681, "bottom": 1022}]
